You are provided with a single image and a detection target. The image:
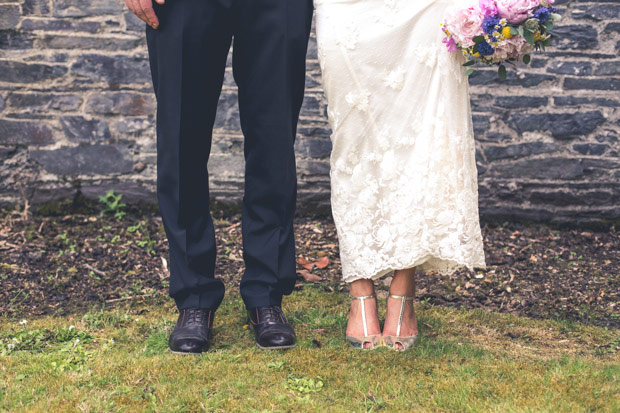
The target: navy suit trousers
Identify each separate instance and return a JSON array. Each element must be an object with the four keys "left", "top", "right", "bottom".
[{"left": 146, "top": 0, "right": 313, "bottom": 310}]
